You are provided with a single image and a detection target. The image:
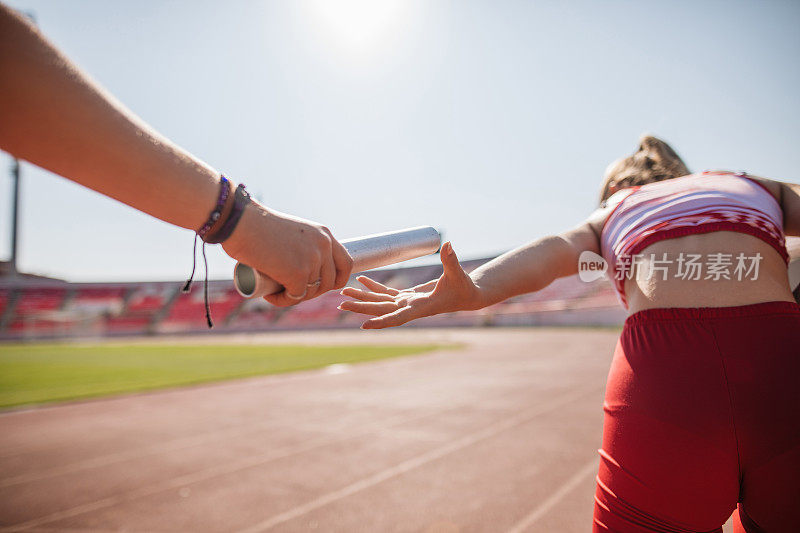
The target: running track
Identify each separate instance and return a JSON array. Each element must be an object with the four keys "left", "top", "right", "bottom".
[{"left": 0, "top": 328, "right": 734, "bottom": 532}]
